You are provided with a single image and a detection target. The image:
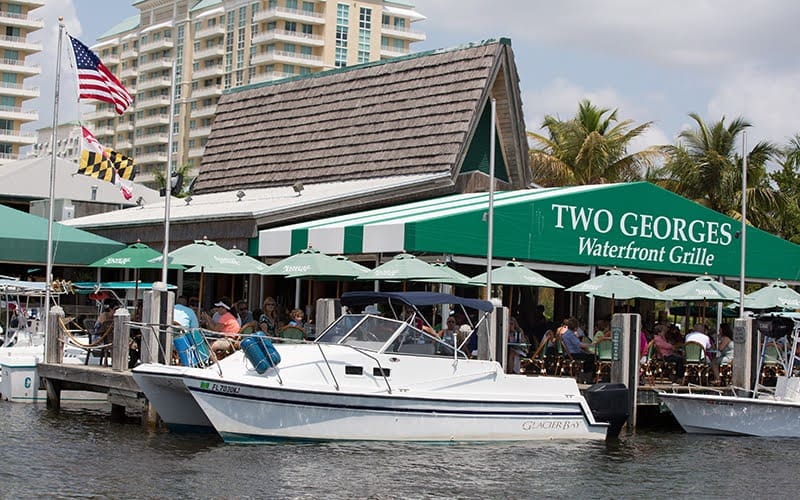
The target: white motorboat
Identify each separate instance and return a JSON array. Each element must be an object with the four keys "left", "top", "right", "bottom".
[
  {"left": 135, "top": 292, "right": 628, "bottom": 442},
  {"left": 660, "top": 314, "right": 800, "bottom": 437}
]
